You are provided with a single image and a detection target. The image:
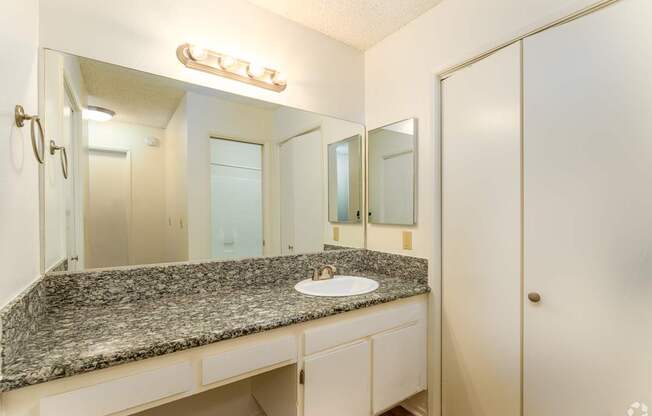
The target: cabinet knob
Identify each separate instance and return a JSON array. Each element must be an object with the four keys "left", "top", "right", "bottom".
[{"left": 528, "top": 292, "right": 541, "bottom": 303}]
